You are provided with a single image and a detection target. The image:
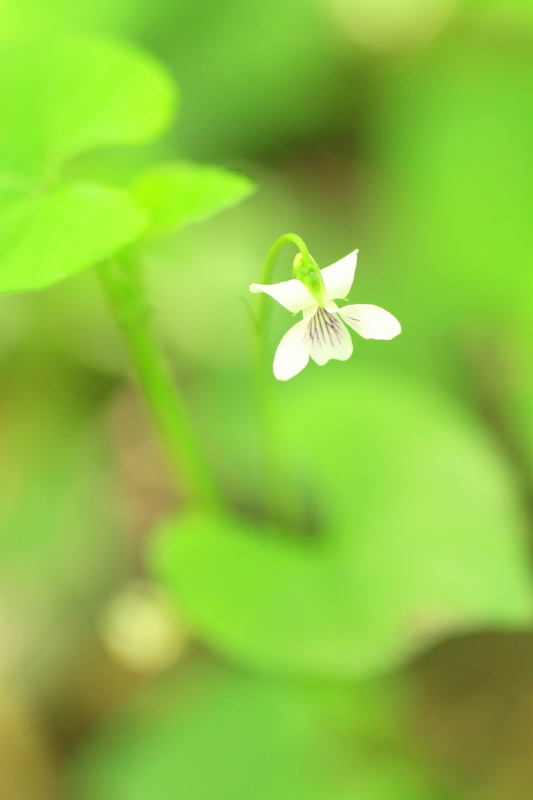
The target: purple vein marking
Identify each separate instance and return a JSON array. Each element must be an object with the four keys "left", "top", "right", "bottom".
[{"left": 308, "top": 308, "right": 345, "bottom": 353}]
